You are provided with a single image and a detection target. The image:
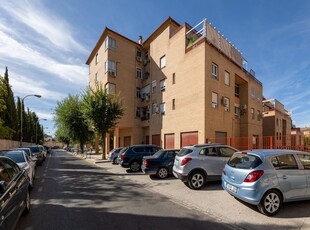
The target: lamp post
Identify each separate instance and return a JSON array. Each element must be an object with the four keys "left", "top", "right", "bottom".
[
  {"left": 20, "top": 94, "right": 42, "bottom": 147},
  {"left": 36, "top": 119, "right": 47, "bottom": 144}
]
